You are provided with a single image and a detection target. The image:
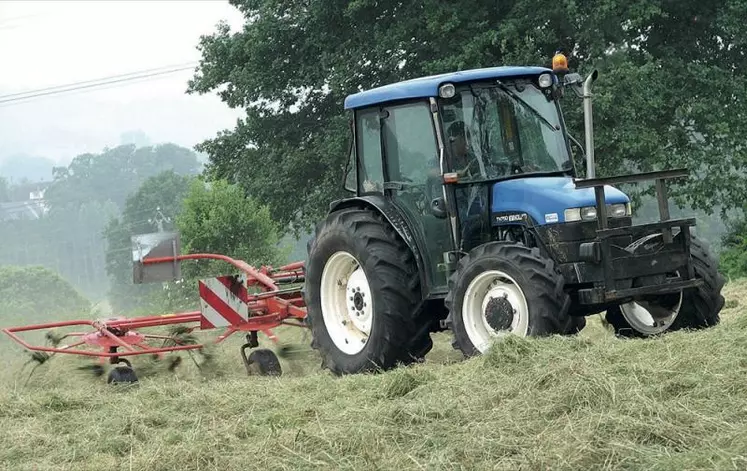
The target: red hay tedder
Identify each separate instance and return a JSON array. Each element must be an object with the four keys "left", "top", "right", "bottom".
[{"left": 3, "top": 231, "right": 308, "bottom": 384}]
